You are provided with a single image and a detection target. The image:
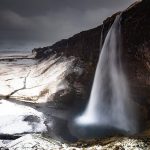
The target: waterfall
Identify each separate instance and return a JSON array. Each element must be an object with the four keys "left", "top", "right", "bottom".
[{"left": 75, "top": 14, "right": 137, "bottom": 134}]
